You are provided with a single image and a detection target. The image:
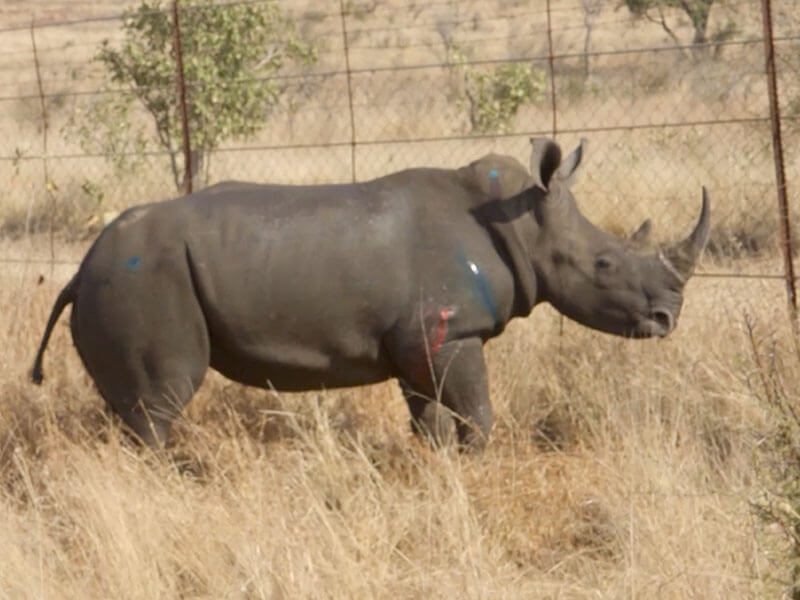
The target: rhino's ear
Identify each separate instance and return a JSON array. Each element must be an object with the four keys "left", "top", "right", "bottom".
[
  {"left": 529, "top": 138, "right": 562, "bottom": 191},
  {"left": 556, "top": 138, "right": 586, "bottom": 186}
]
